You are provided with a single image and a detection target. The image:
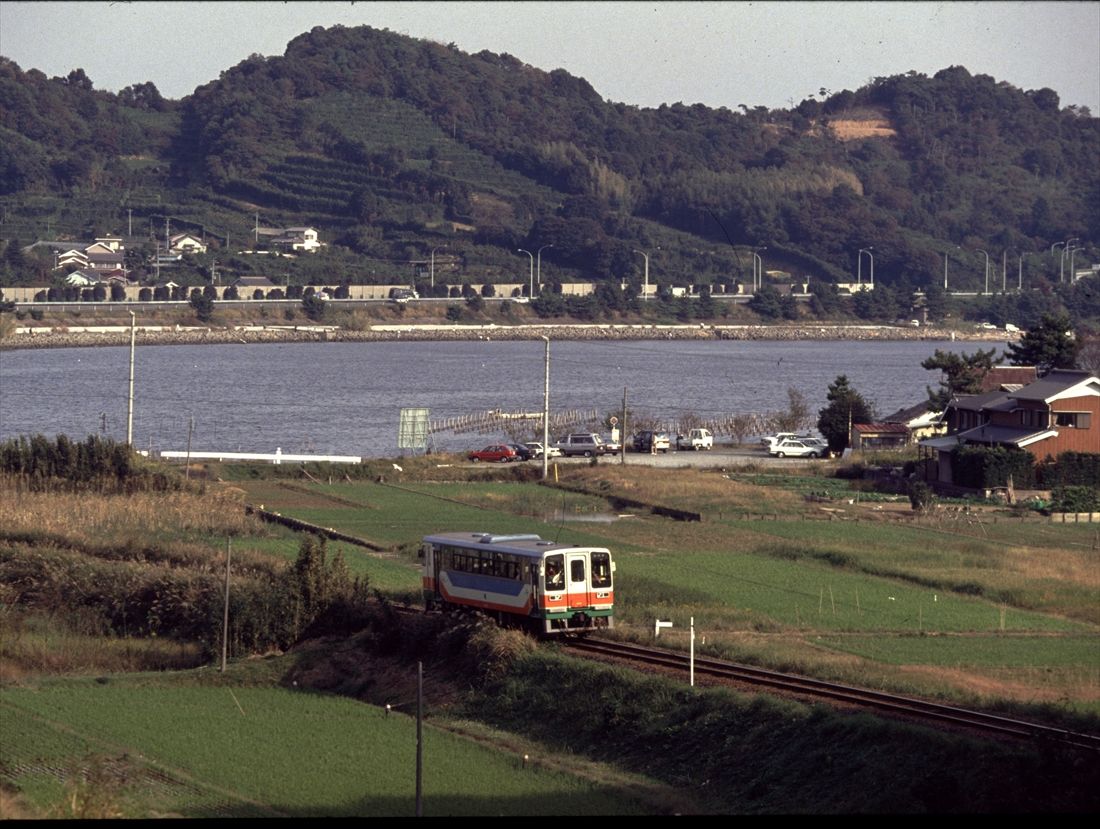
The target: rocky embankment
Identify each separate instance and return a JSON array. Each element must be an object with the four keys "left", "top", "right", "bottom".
[{"left": 0, "top": 322, "right": 1013, "bottom": 350}]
